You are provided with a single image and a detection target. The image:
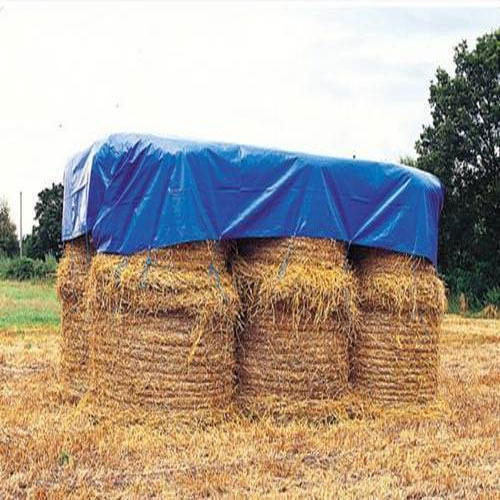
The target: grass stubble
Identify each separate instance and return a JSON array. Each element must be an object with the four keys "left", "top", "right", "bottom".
[{"left": 0, "top": 313, "right": 498, "bottom": 498}]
